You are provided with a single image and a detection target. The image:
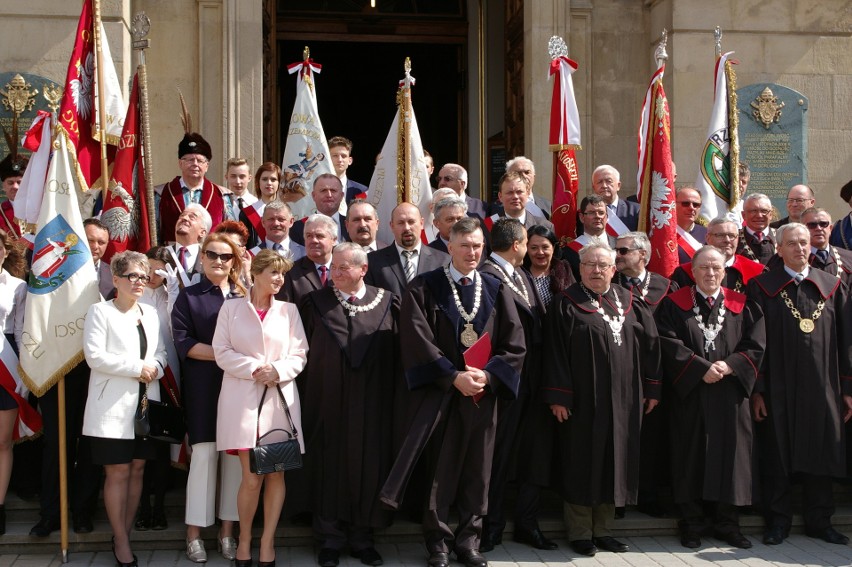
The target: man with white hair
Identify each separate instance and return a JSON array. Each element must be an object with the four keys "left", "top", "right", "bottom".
[
  {"left": 168, "top": 203, "right": 212, "bottom": 277},
  {"left": 738, "top": 193, "right": 776, "bottom": 265},
  {"left": 429, "top": 196, "right": 469, "bottom": 255},
  {"left": 591, "top": 165, "right": 639, "bottom": 233},
  {"left": 438, "top": 163, "right": 489, "bottom": 220},
  {"left": 278, "top": 213, "right": 338, "bottom": 305}
]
